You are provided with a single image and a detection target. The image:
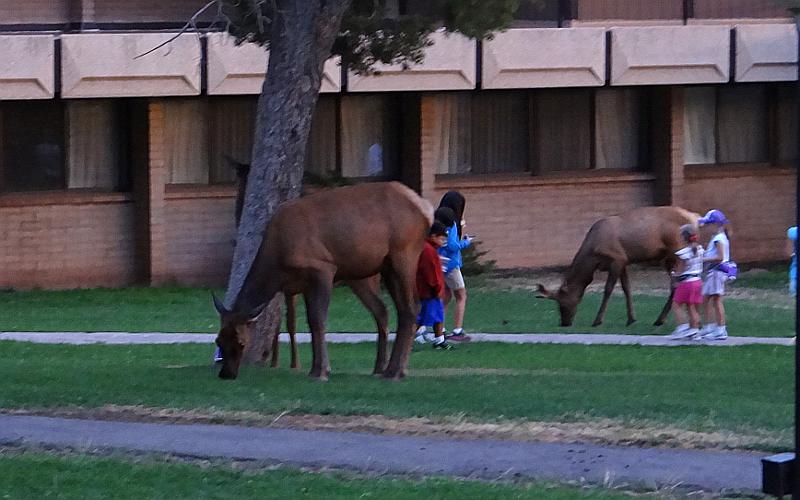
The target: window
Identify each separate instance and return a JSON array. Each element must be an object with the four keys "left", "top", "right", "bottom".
[
  {"left": 209, "top": 97, "right": 256, "bottom": 184},
  {"left": 340, "top": 94, "right": 400, "bottom": 178},
  {"left": 1, "top": 101, "right": 65, "bottom": 192},
  {"left": 432, "top": 87, "right": 651, "bottom": 176},
  {"left": 0, "top": 99, "right": 134, "bottom": 193},
  {"left": 533, "top": 88, "right": 591, "bottom": 173},
  {"left": 683, "top": 83, "right": 792, "bottom": 166}
]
